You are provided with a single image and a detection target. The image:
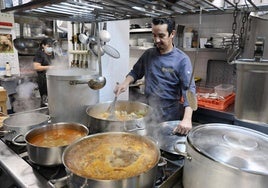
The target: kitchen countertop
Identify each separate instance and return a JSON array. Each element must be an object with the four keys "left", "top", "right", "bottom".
[
  {"left": 193, "top": 103, "right": 235, "bottom": 124},
  {"left": 0, "top": 140, "right": 48, "bottom": 188}
]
